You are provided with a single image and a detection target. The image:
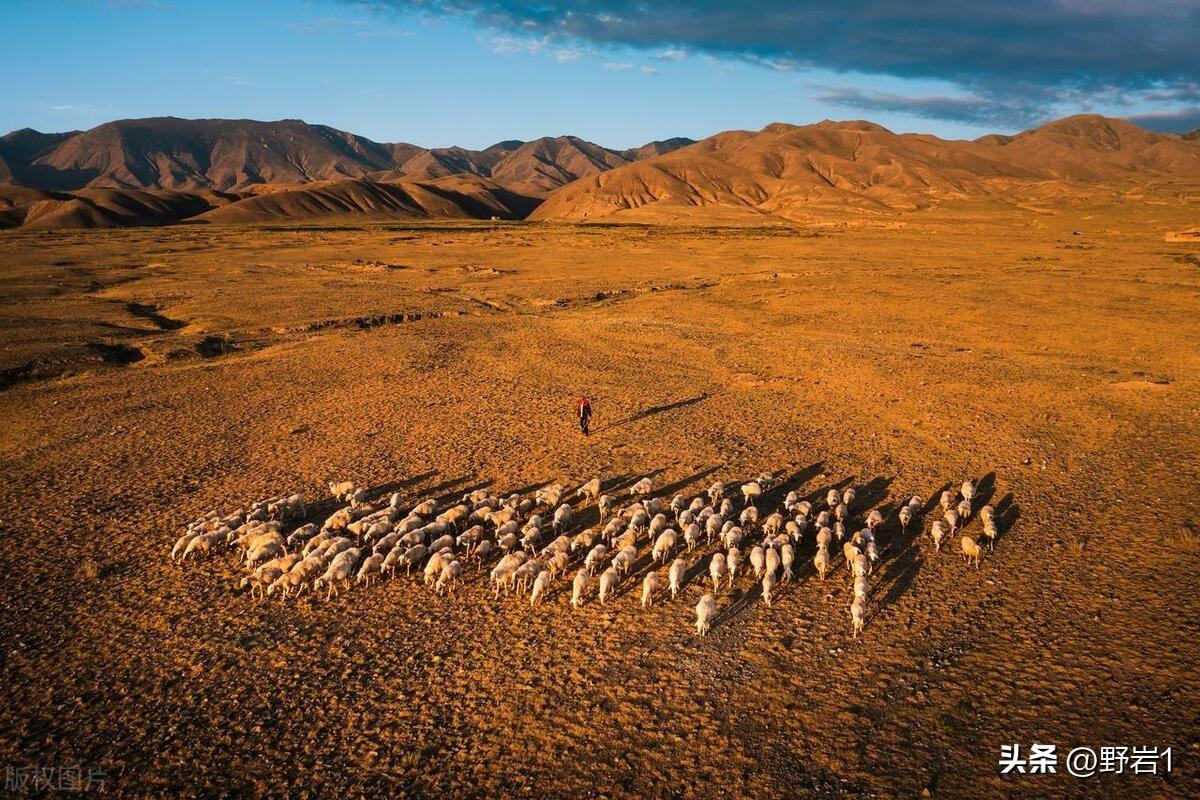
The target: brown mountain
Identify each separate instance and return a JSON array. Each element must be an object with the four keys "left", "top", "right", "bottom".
[
  {"left": 981, "top": 115, "right": 1200, "bottom": 178},
  {"left": 2, "top": 114, "right": 1195, "bottom": 229},
  {"left": 531, "top": 116, "right": 1200, "bottom": 223},
  {"left": 0, "top": 117, "right": 410, "bottom": 191},
  {"left": 0, "top": 184, "right": 238, "bottom": 230},
  {"left": 0, "top": 118, "right": 683, "bottom": 199},
  {"left": 198, "top": 174, "right": 538, "bottom": 225},
  {"left": 621, "top": 137, "right": 696, "bottom": 161},
  {"left": 487, "top": 136, "right": 633, "bottom": 195}
]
